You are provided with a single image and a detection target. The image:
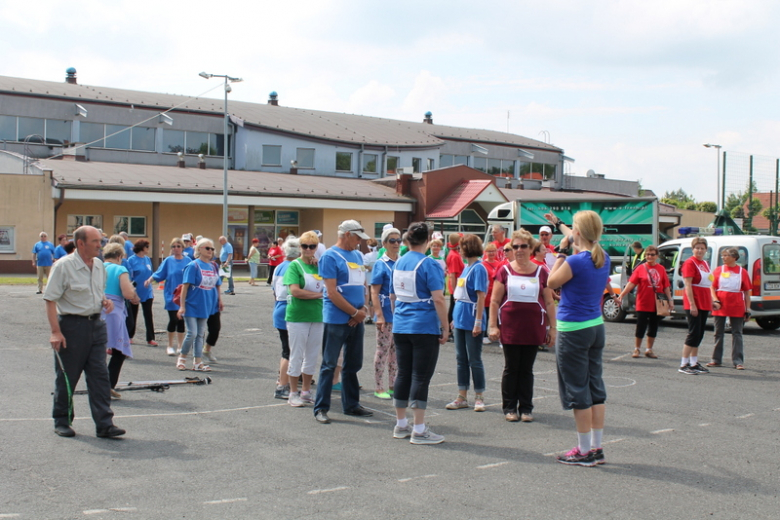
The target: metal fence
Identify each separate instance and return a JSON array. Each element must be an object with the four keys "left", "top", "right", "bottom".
[{"left": 723, "top": 151, "right": 780, "bottom": 233}]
